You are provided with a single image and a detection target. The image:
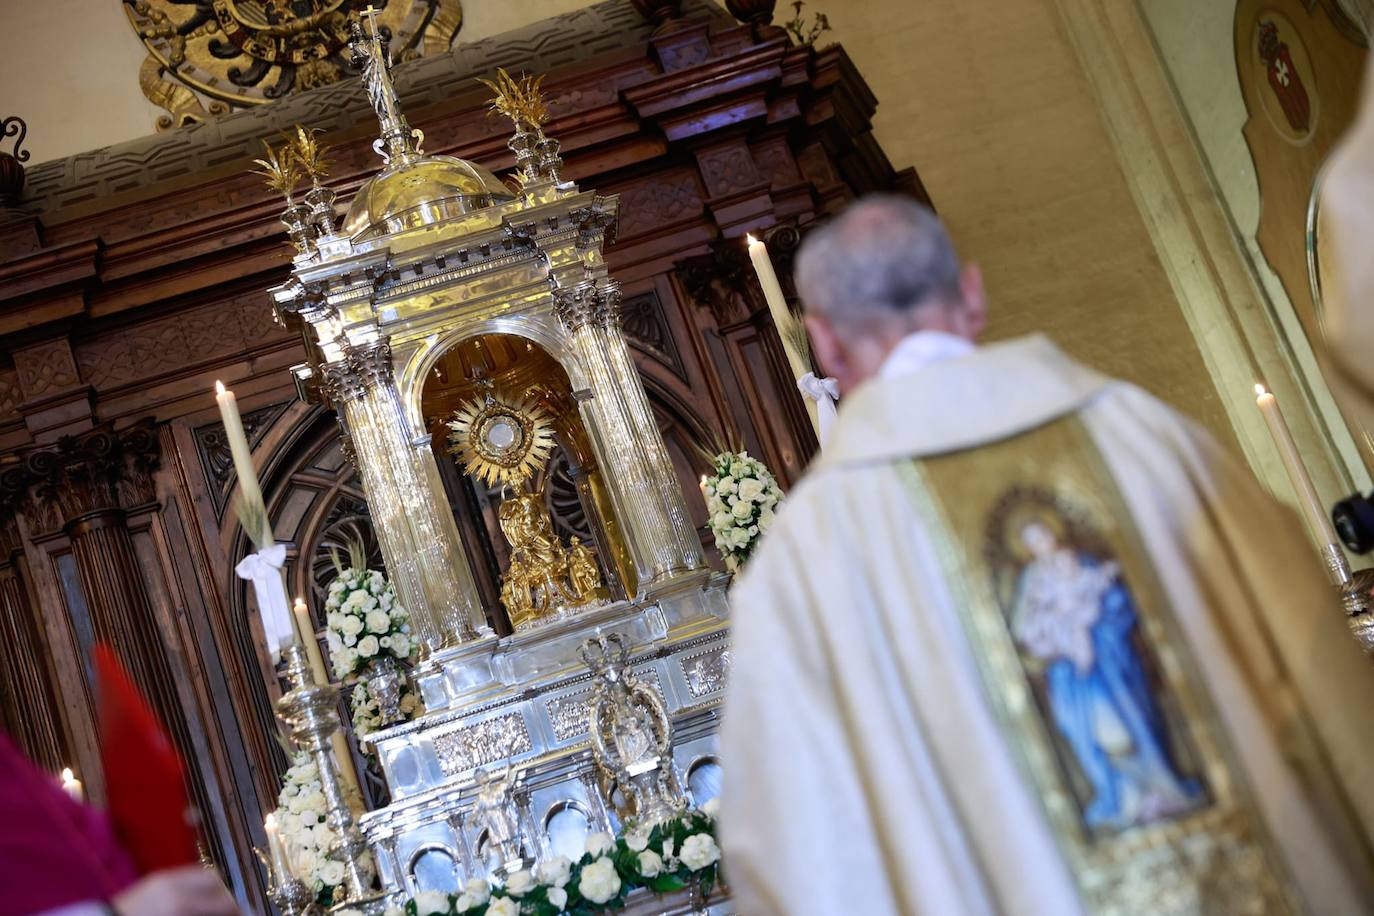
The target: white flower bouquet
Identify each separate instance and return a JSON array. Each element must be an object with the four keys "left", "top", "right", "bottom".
[
  {"left": 275, "top": 753, "right": 349, "bottom": 905},
  {"left": 324, "top": 566, "right": 416, "bottom": 680},
  {"left": 399, "top": 803, "right": 722, "bottom": 915},
  {"left": 701, "top": 451, "right": 782, "bottom": 571},
  {"left": 350, "top": 676, "right": 422, "bottom": 738}
]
